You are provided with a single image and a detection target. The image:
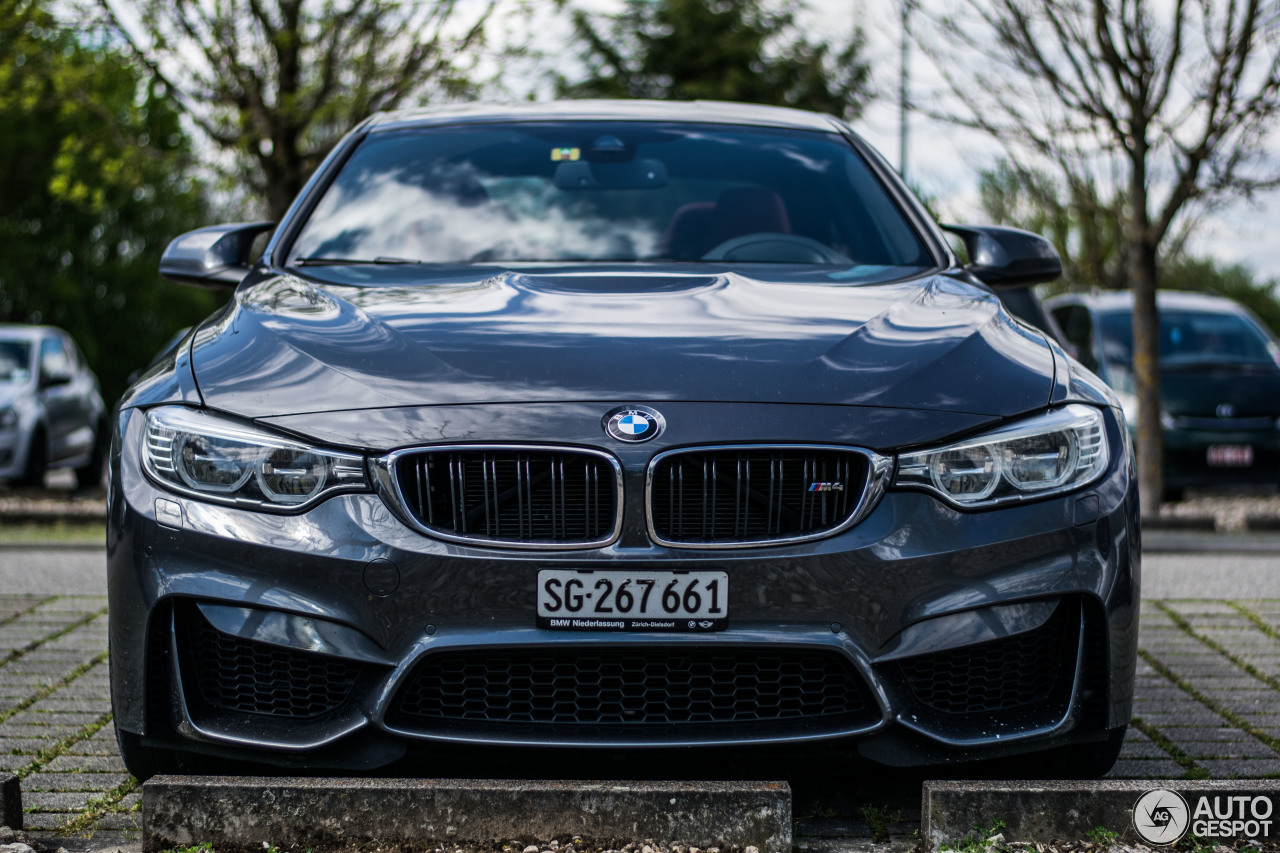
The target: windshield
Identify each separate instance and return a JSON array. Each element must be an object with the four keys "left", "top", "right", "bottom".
[
  {"left": 1099, "top": 308, "right": 1280, "bottom": 367},
  {"left": 289, "top": 122, "right": 934, "bottom": 270},
  {"left": 0, "top": 341, "right": 31, "bottom": 382}
]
